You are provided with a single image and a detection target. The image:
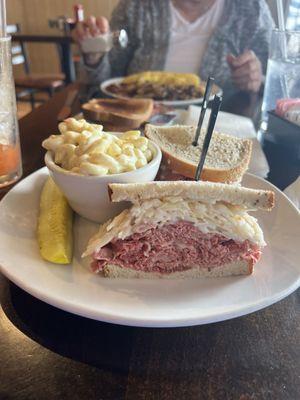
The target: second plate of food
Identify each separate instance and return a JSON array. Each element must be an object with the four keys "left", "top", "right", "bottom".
[{"left": 100, "top": 76, "right": 222, "bottom": 107}]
